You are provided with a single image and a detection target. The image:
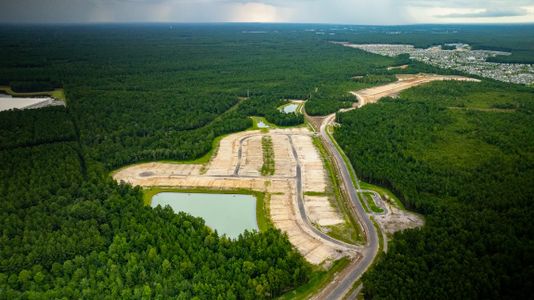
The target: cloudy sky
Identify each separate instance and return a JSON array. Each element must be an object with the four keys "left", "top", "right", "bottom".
[{"left": 2, "top": 0, "right": 534, "bottom": 24}]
